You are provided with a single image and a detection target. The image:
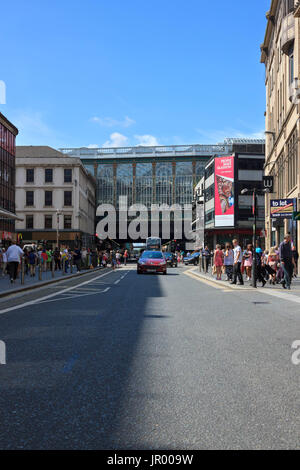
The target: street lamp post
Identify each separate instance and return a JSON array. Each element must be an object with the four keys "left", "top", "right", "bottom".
[
  {"left": 241, "top": 188, "right": 257, "bottom": 288},
  {"left": 56, "top": 209, "right": 62, "bottom": 248}
]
